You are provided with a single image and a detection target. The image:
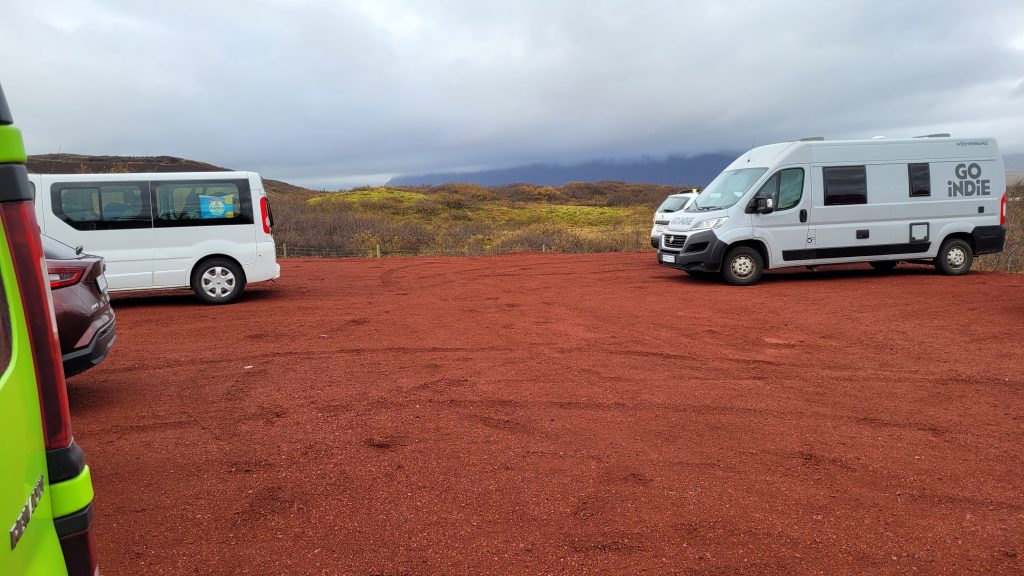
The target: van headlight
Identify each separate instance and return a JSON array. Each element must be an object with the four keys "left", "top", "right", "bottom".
[{"left": 692, "top": 217, "right": 728, "bottom": 231}]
